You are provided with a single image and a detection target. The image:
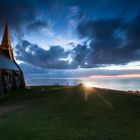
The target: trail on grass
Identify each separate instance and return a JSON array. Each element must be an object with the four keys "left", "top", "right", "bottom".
[{"left": 0, "top": 104, "right": 25, "bottom": 117}]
